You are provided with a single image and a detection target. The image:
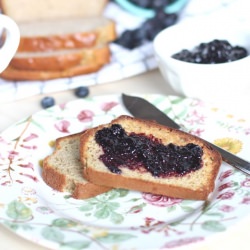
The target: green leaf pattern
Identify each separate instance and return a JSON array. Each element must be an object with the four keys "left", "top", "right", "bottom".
[
  {"left": 79, "top": 189, "right": 128, "bottom": 224},
  {"left": 6, "top": 201, "right": 32, "bottom": 221},
  {"left": 42, "top": 227, "right": 64, "bottom": 243},
  {"left": 202, "top": 220, "right": 226, "bottom": 232}
]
